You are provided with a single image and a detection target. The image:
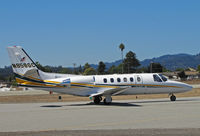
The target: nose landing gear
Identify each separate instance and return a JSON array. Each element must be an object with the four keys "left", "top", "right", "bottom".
[{"left": 170, "top": 94, "right": 176, "bottom": 101}]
